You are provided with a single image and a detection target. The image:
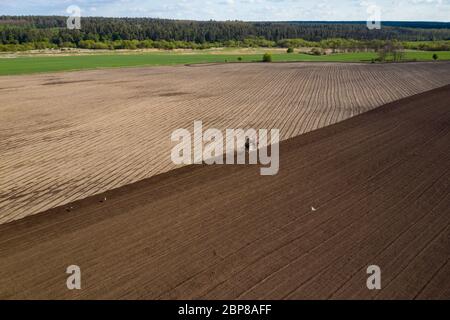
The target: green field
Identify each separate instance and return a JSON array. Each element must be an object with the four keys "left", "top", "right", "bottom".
[{"left": 0, "top": 50, "right": 449, "bottom": 76}]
